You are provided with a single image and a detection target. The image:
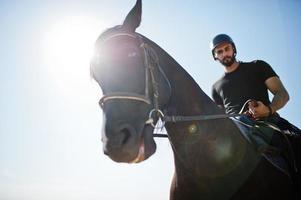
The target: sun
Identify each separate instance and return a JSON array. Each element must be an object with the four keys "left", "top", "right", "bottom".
[{"left": 42, "top": 15, "right": 103, "bottom": 96}]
